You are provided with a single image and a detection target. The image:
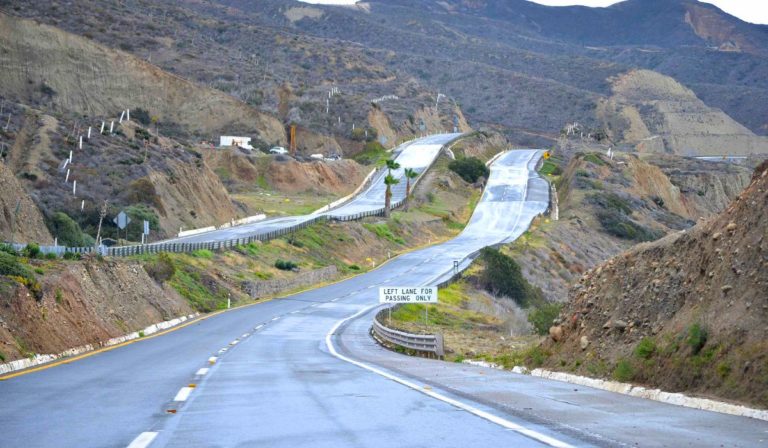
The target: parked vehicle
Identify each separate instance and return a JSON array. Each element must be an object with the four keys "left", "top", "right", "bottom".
[{"left": 269, "top": 146, "right": 288, "bottom": 155}]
